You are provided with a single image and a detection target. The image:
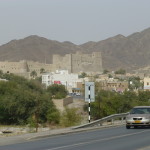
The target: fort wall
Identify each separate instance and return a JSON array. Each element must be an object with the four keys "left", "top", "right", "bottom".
[
  {"left": 52, "top": 51, "right": 103, "bottom": 74},
  {"left": 0, "top": 51, "right": 103, "bottom": 78},
  {"left": 0, "top": 60, "right": 53, "bottom": 78},
  {"left": 71, "top": 52, "right": 103, "bottom": 73},
  {"left": 27, "top": 61, "right": 53, "bottom": 76},
  {"left": 53, "top": 54, "right": 72, "bottom": 72}
]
